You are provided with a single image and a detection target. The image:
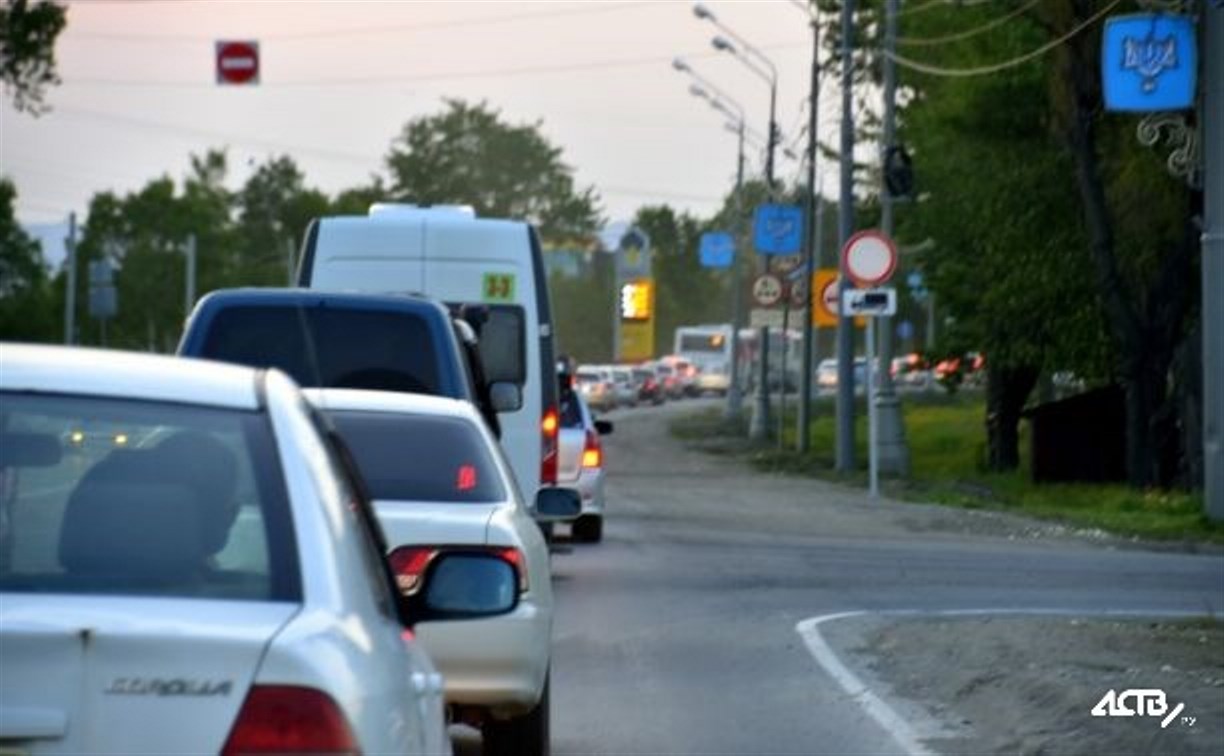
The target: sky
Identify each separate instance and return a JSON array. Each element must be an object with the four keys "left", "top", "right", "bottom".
[{"left": 3, "top": 0, "right": 862, "bottom": 245}]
